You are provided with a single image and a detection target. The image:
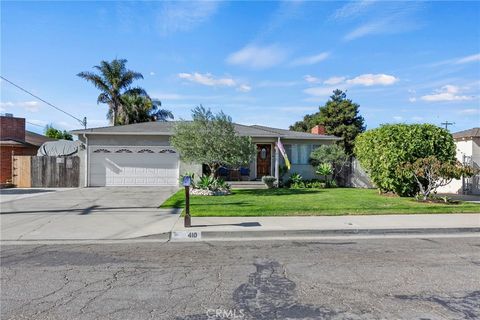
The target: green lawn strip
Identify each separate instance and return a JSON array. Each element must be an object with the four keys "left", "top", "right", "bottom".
[{"left": 160, "top": 188, "right": 480, "bottom": 216}]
